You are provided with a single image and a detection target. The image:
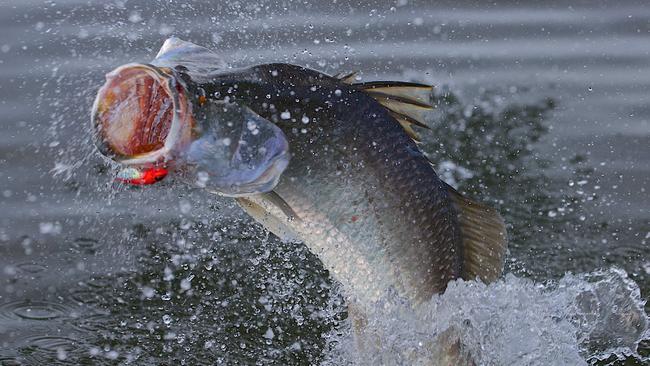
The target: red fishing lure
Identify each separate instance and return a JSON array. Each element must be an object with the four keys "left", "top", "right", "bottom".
[{"left": 116, "top": 167, "right": 168, "bottom": 185}]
